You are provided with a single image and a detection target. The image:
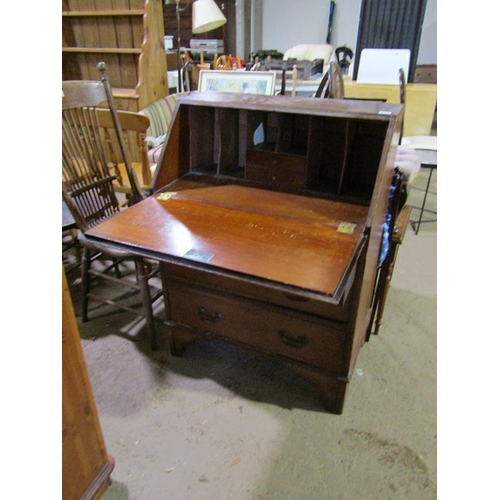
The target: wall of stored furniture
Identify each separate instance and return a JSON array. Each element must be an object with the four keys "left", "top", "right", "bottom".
[
  {"left": 62, "top": 267, "right": 113, "bottom": 499},
  {"left": 62, "top": 0, "right": 168, "bottom": 112}
]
